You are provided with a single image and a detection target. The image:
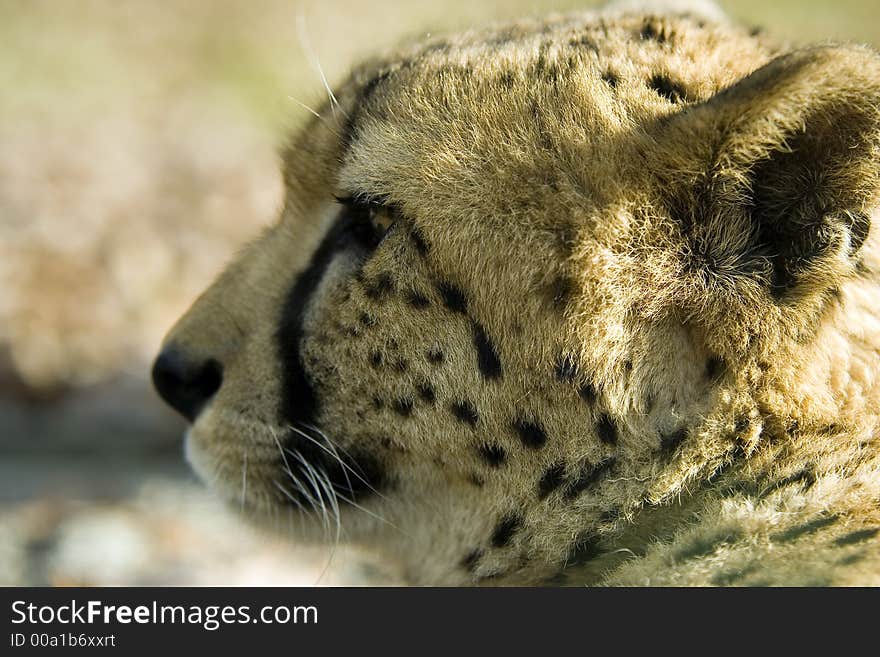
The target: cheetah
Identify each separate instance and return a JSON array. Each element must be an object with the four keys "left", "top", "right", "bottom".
[{"left": 152, "top": 0, "right": 880, "bottom": 585}]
